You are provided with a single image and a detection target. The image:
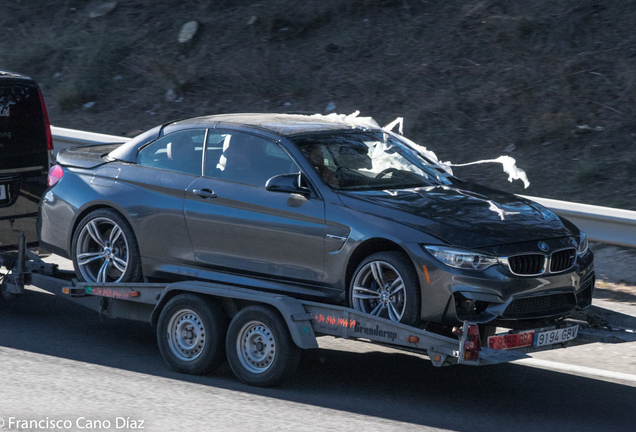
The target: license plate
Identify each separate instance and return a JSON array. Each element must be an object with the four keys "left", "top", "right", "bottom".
[
  {"left": 0, "top": 184, "right": 6, "bottom": 200},
  {"left": 534, "top": 325, "right": 579, "bottom": 347},
  {"left": 488, "top": 331, "right": 535, "bottom": 350}
]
